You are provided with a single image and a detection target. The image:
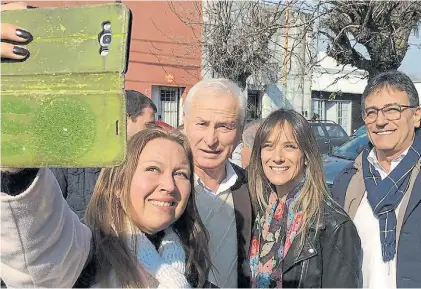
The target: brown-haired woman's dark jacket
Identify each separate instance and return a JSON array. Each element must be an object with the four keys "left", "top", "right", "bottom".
[
  {"left": 280, "top": 200, "right": 362, "bottom": 288},
  {"left": 251, "top": 198, "right": 362, "bottom": 288}
]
